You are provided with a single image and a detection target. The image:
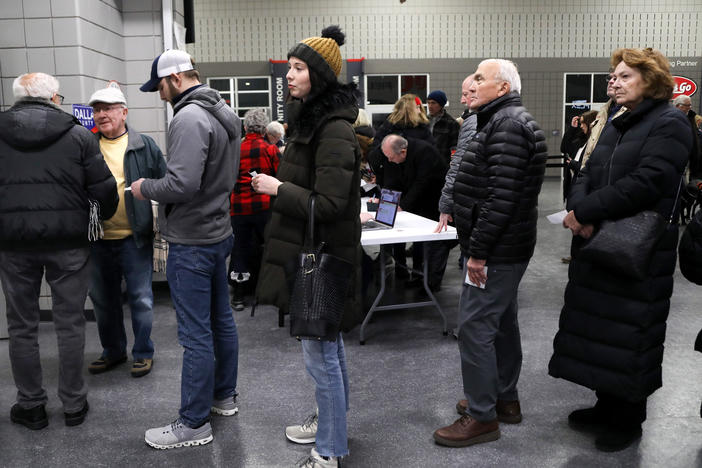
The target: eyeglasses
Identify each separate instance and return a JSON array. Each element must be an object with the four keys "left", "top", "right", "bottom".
[
  {"left": 55, "top": 94, "right": 65, "bottom": 104},
  {"left": 92, "top": 104, "right": 124, "bottom": 114}
]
